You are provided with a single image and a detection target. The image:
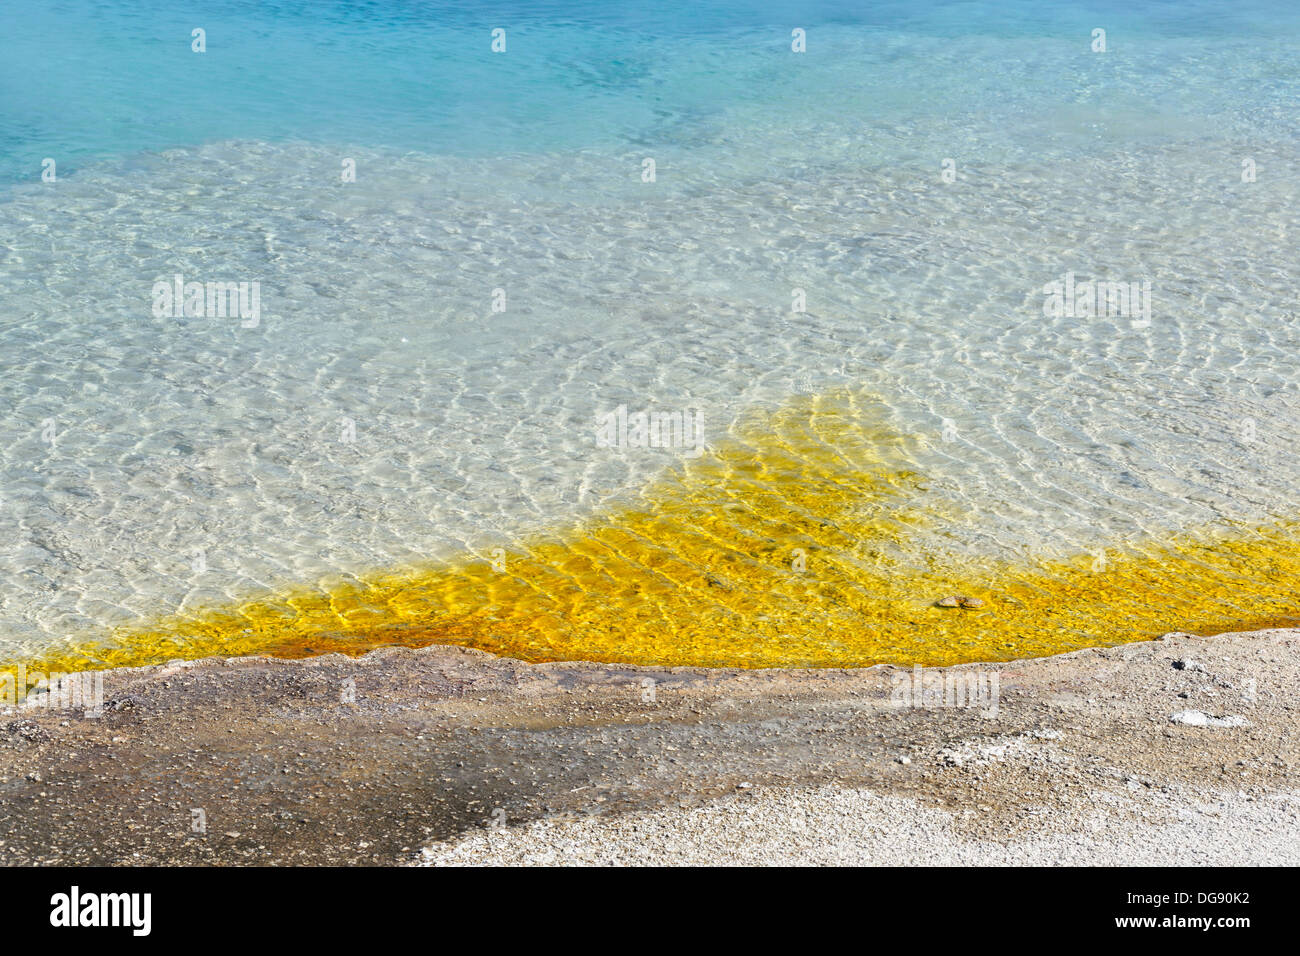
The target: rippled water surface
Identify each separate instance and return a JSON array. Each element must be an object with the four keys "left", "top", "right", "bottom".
[{"left": 1, "top": 1, "right": 1298, "bottom": 668}]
